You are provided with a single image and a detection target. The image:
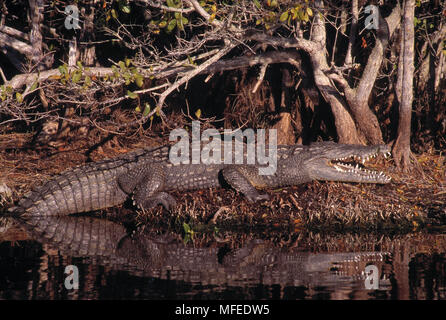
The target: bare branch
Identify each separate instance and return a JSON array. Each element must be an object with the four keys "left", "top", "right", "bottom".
[
  {"left": 355, "top": 3, "right": 401, "bottom": 102},
  {"left": 344, "top": 0, "right": 358, "bottom": 66},
  {"left": 5, "top": 67, "right": 114, "bottom": 89},
  {"left": 252, "top": 63, "right": 268, "bottom": 93},
  {"left": 155, "top": 41, "right": 237, "bottom": 112},
  {"left": 0, "top": 25, "right": 29, "bottom": 41},
  {"left": 140, "top": 0, "right": 195, "bottom": 13},
  {"left": 185, "top": 0, "right": 223, "bottom": 28},
  {"left": 0, "top": 32, "right": 33, "bottom": 56}
]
